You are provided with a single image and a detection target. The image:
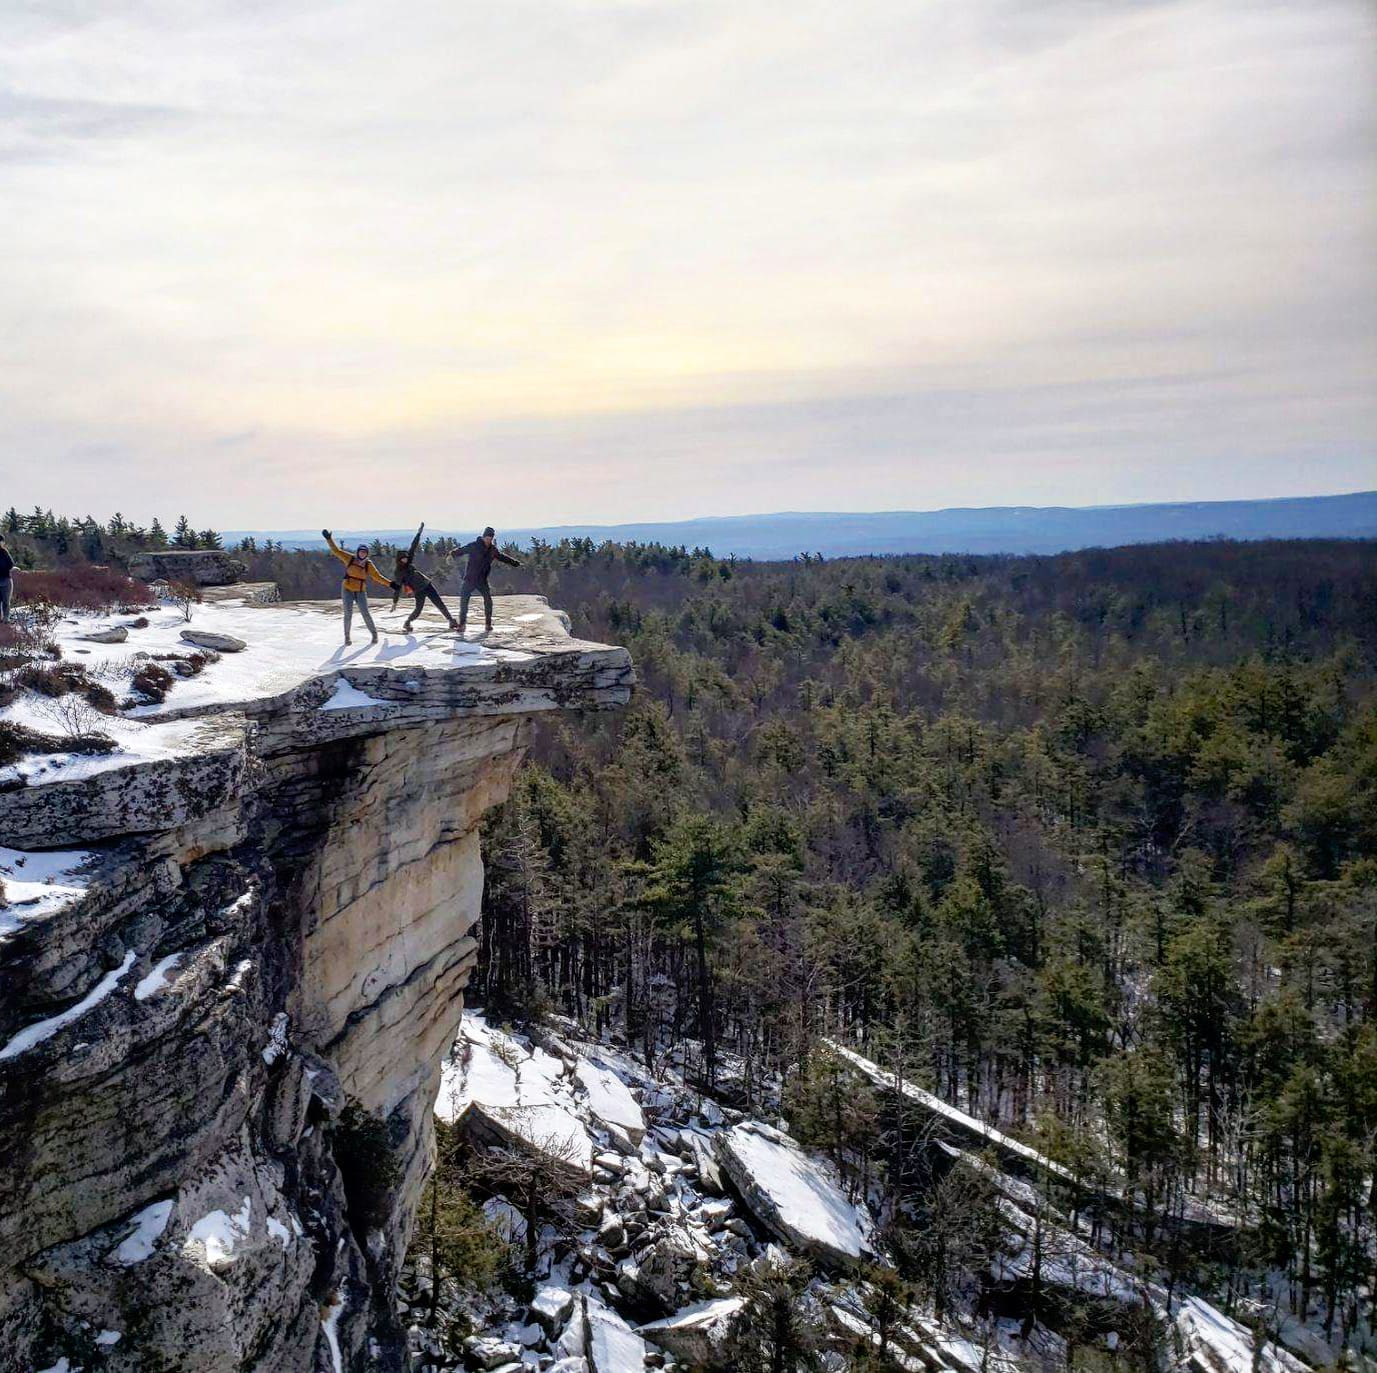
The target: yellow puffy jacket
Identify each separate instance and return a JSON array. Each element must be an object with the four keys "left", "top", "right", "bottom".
[{"left": 326, "top": 536, "right": 393, "bottom": 594}]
